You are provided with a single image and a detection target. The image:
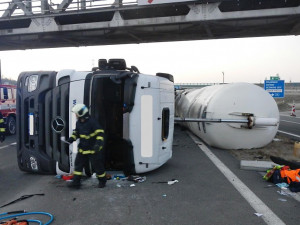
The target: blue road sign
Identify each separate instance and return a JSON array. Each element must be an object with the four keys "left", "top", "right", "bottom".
[{"left": 264, "top": 80, "right": 285, "bottom": 98}]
